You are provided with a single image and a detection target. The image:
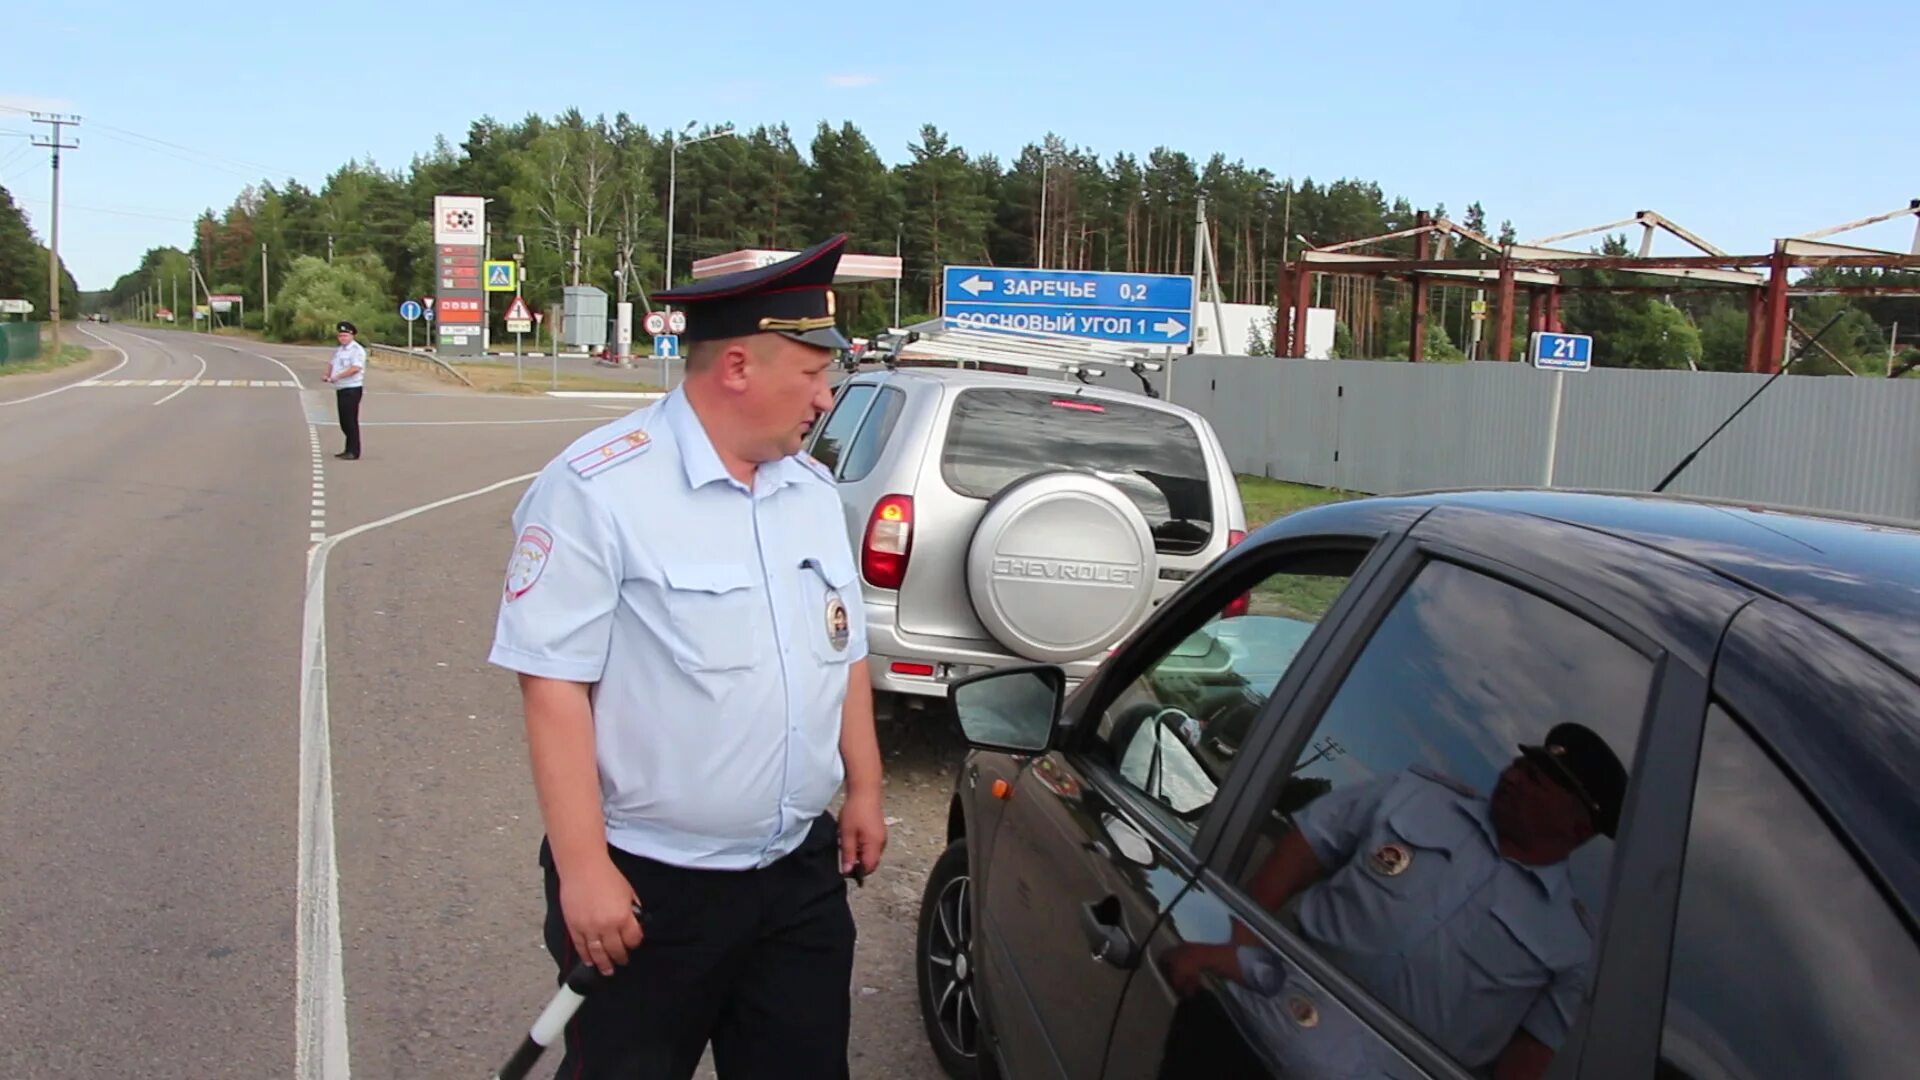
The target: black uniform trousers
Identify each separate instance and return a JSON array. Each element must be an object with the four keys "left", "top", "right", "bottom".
[
  {"left": 335, "top": 386, "right": 362, "bottom": 457},
  {"left": 540, "top": 813, "right": 856, "bottom": 1080}
]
